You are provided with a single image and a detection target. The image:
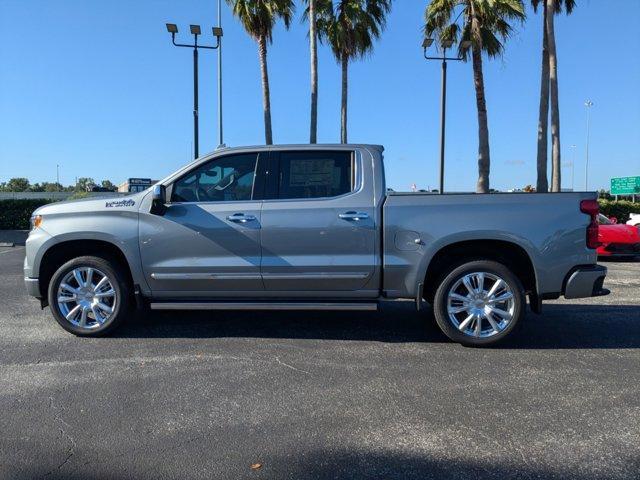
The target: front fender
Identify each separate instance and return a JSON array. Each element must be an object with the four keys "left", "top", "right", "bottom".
[{"left": 27, "top": 210, "right": 149, "bottom": 295}]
